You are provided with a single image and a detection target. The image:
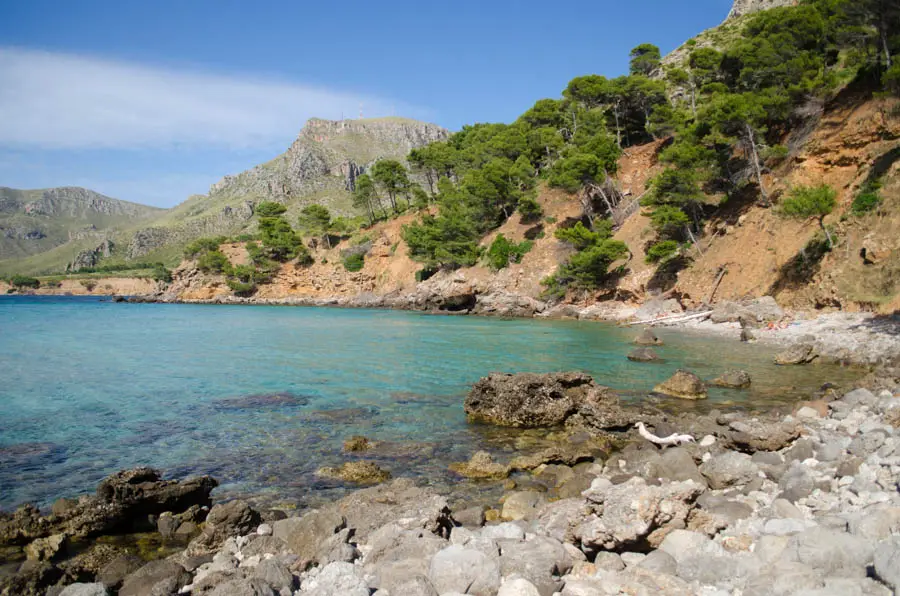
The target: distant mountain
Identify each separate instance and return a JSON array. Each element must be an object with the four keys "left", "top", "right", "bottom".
[
  {"left": 0, "top": 117, "right": 447, "bottom": 275},
  {"left": 0, "top": 187, "right": 163, "bottom": 272}
]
